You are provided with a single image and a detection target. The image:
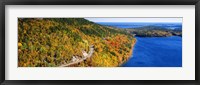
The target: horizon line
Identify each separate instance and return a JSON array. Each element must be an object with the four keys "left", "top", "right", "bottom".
[{"left": 95, "top": 22, "right": 182, "bottom": 23}]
